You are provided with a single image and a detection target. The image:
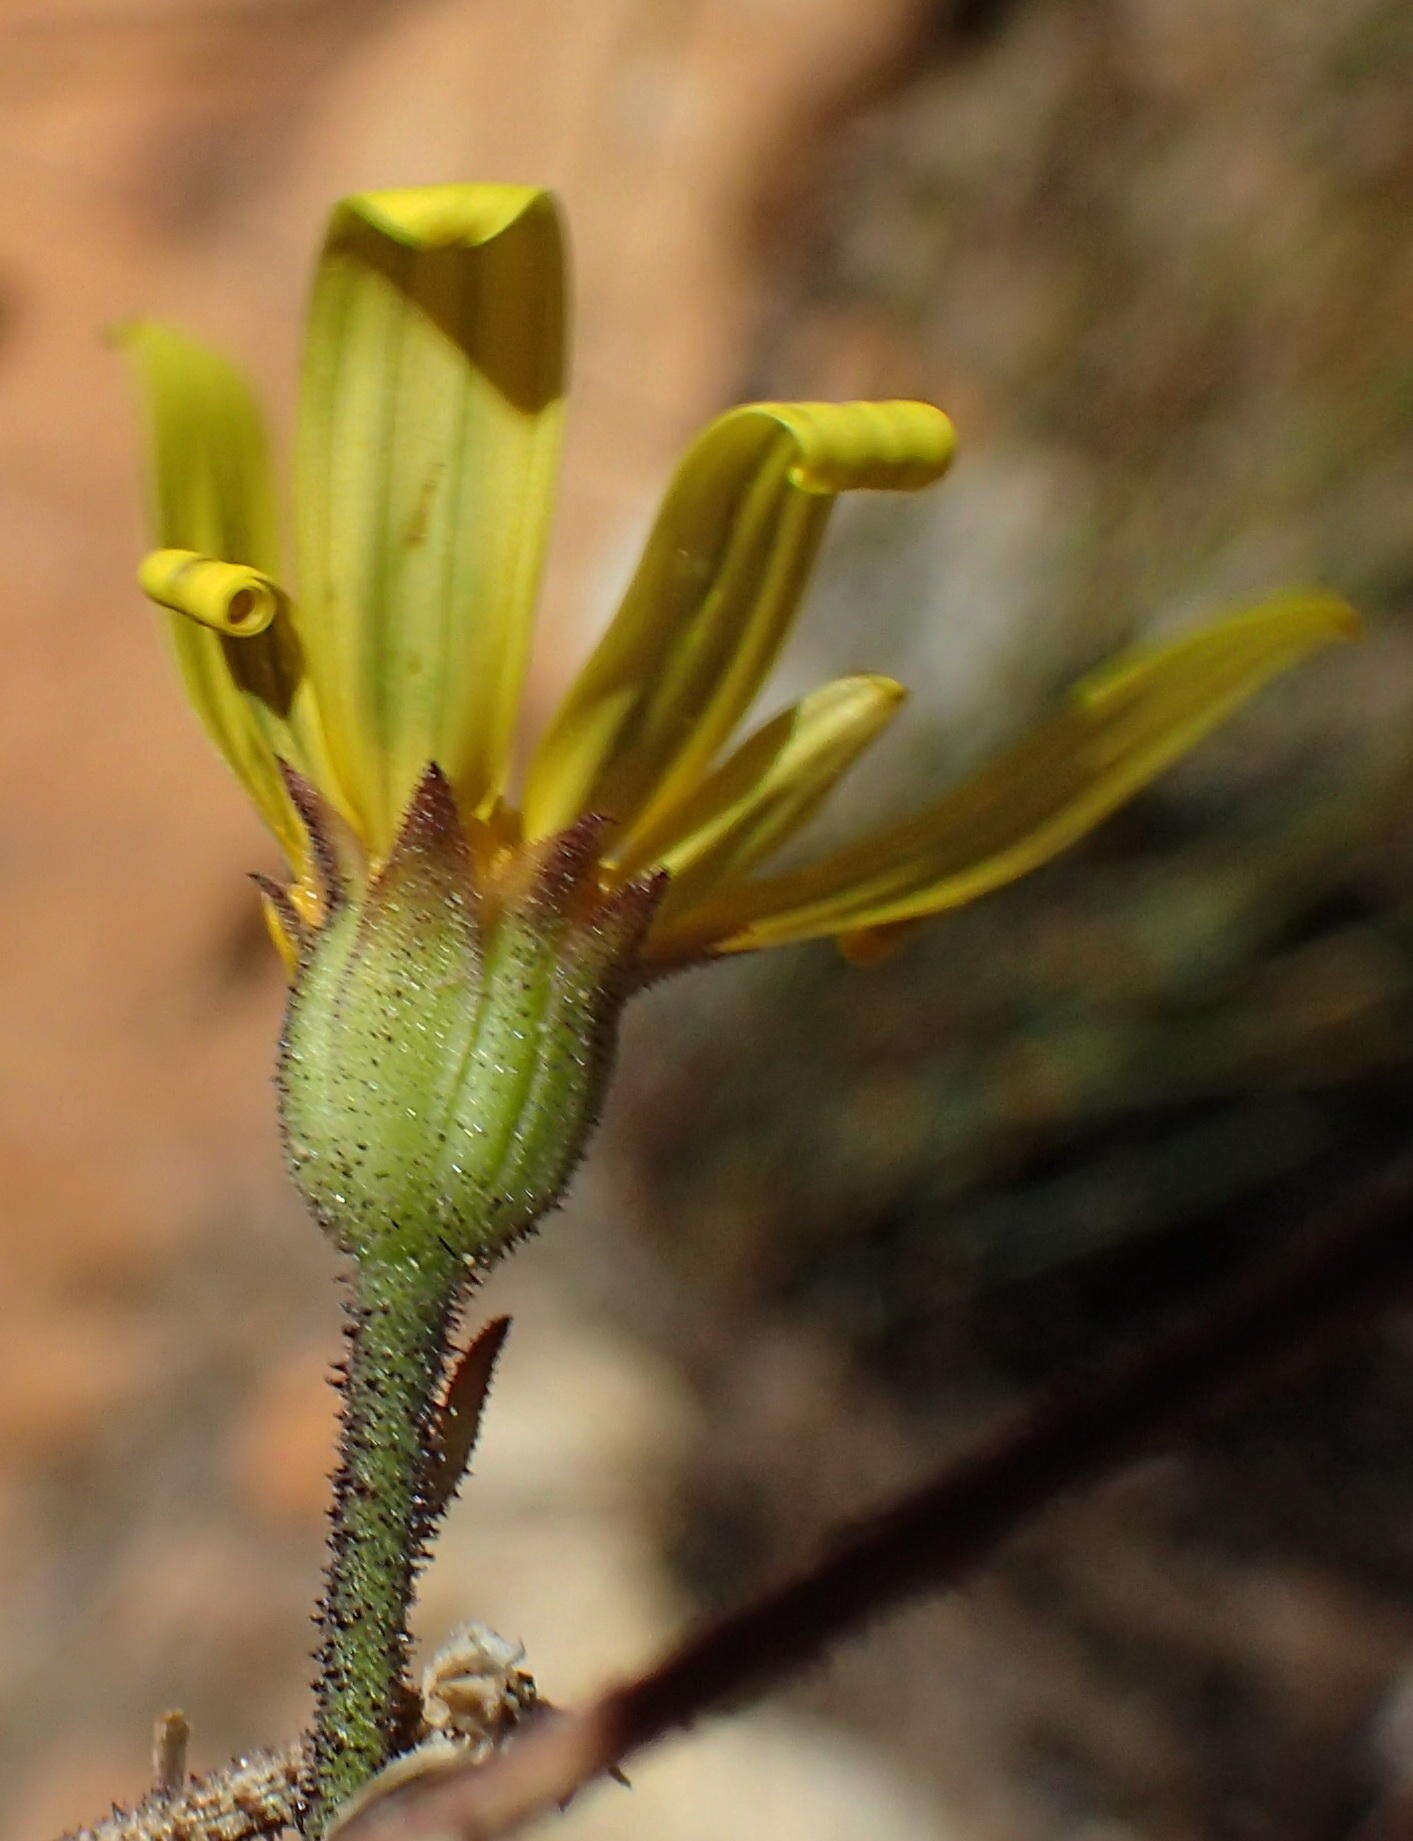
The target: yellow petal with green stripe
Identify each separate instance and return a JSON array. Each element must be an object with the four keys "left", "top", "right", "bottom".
[
  {"left": 119, "top": 320, "right": 317, "bottom": 866},
  {"left": 523, "top": 400, "right": 954, "bottom": 841},
  {"left": 295, "top": 184, "right": 566, "bottom": 854},
  {"left": 648, "top": 593, "right": 1358, "bottom": 959},
  {"left": 612, "top": 674, "right": 905, "bottom": 915}
]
